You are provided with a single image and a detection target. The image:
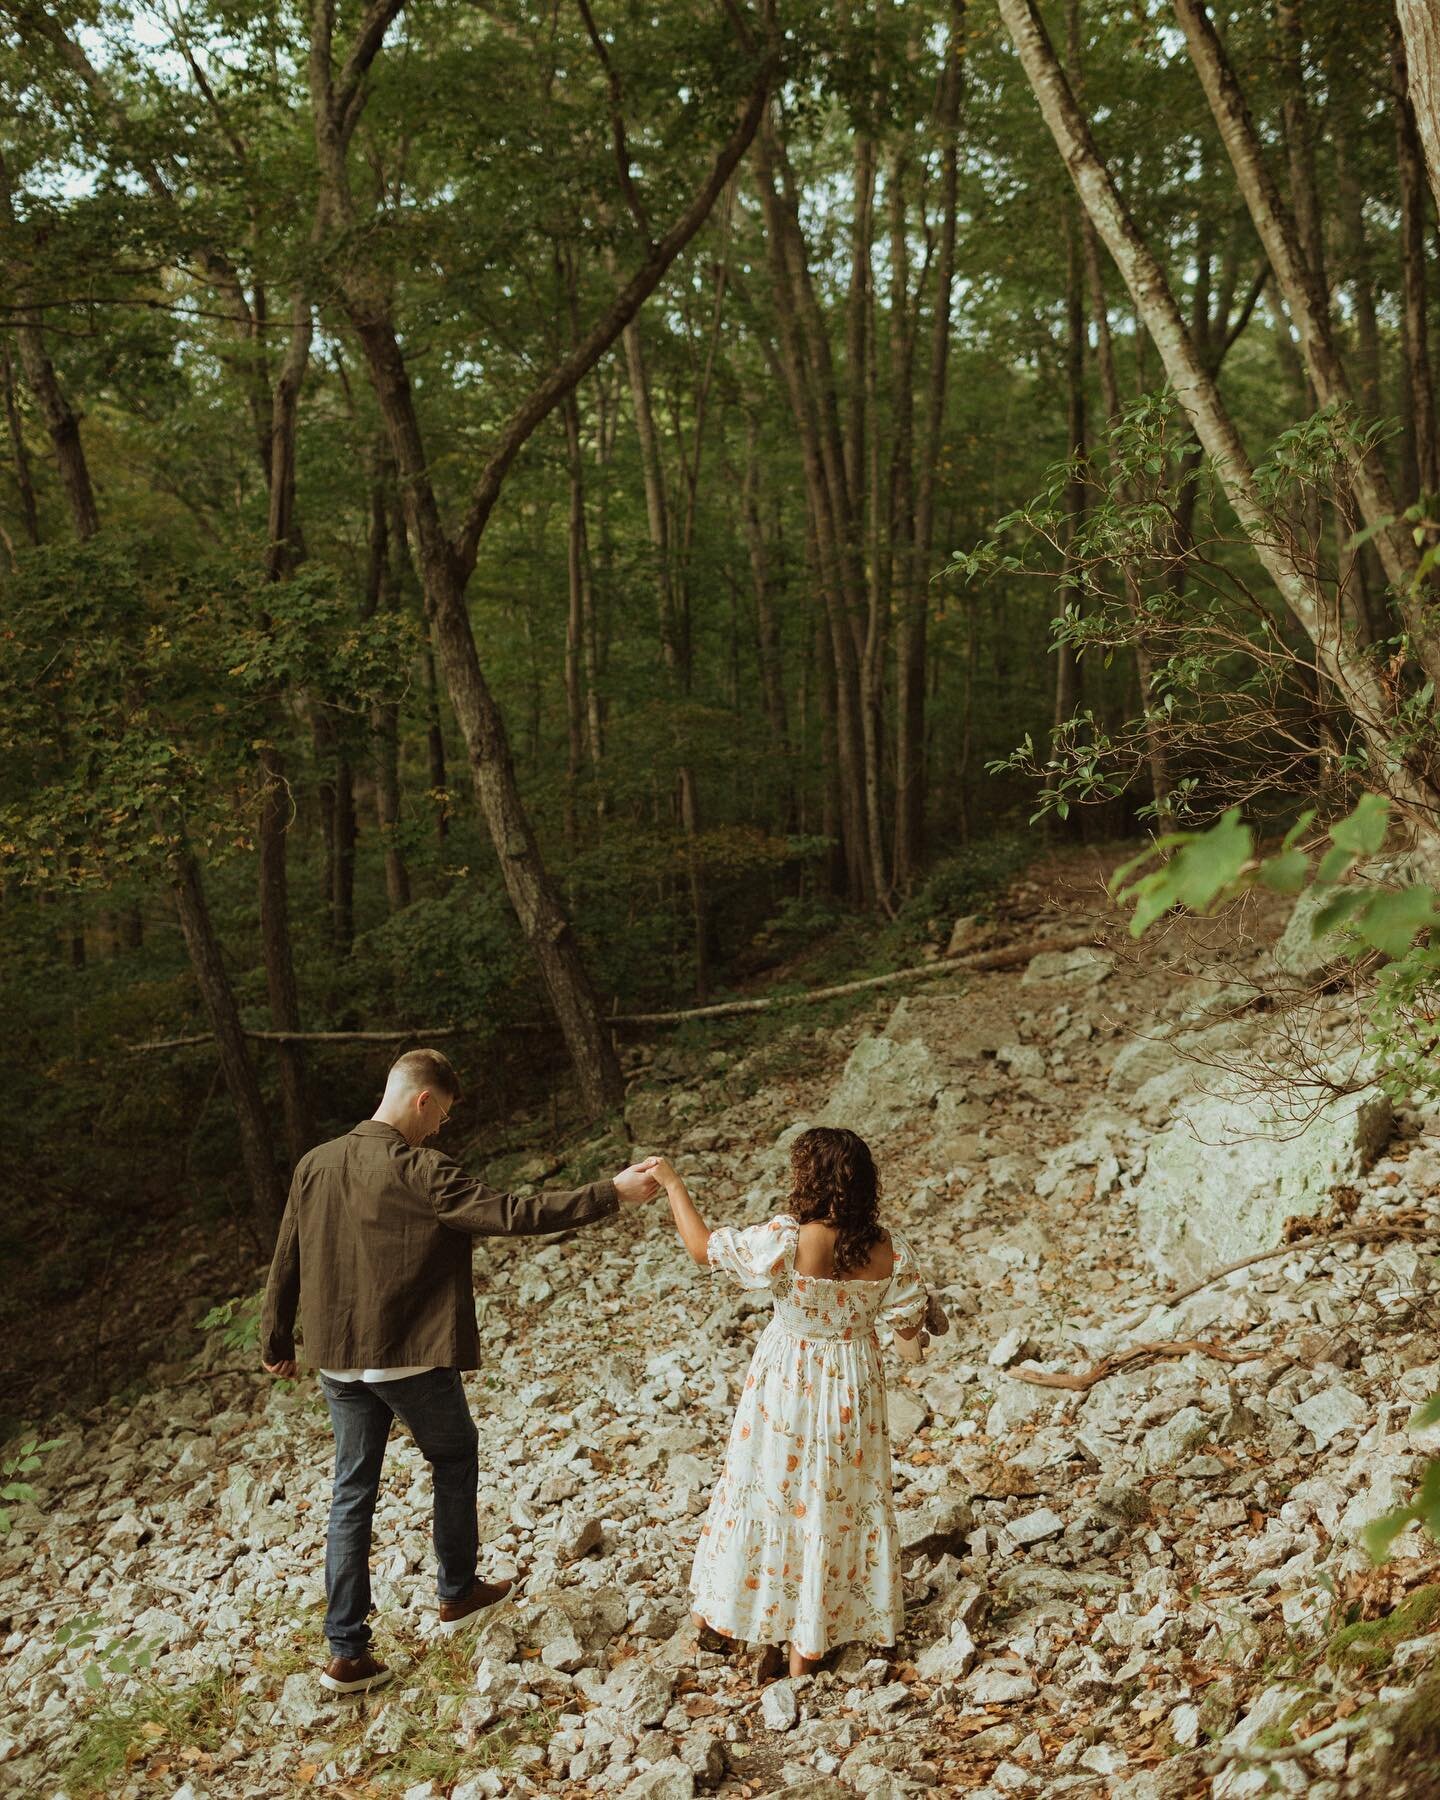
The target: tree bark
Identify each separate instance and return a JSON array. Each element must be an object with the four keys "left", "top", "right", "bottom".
[
  {"left": 753, "top": 113, "right": 874, "bottom": 904},
  {"left": 561, "top": 392, "right": 588, "bottom": 845},
  {"left": 1044, "top": 202, "right": 1086, "bottom": 826},
  {"left": 1394, "top": 19, "right": 1440, "bottom": 500},
  {"left": 258, "top": 748, "right": 311, "bottom": 1165},
  {"left": 620, "top": 316, "right": 710, "bottom": 998},
  {"left": 1, "top": 340, "right": 40, "bottom": 546},
  {"left": 1397, "top": 0, "right": 1440, "bottom": 221},
  {"left": 895, "top": 0, "right": 965, "bottom": 888}
]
